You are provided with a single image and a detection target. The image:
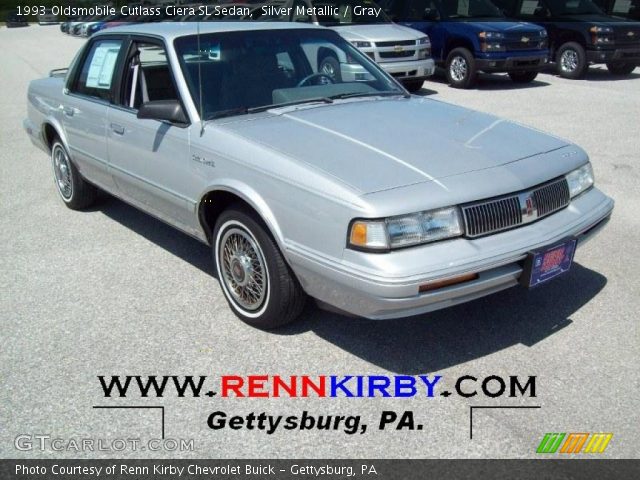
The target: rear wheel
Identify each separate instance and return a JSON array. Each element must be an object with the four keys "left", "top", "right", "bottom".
[
  {"left": 402, "top": 79, "right": 424, "bottom": 93},
  {"left": 606, "top": 62, "right": 636, "bottom": 75},
  {"left": 508, "top": 71, "right": 538, "bottom": 83},
  {"left": 556, "top": 42, "right": 587, "bottom": 79},
  {"left": 446, "top": 48, "right": 477, "bottom": 89},
  {"left": 50, "top": 139, "right": 97, "bottom": 210},
  {"left": 213, "top": 206, "right": 306, "bottom": 329}
]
